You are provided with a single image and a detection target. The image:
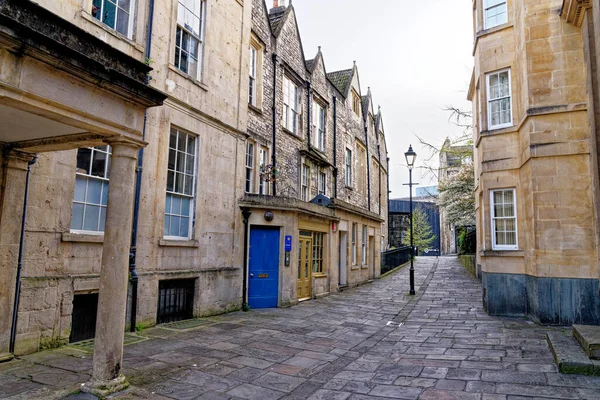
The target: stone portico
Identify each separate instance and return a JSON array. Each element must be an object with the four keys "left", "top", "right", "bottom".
[{"left": 0, "top": 0, "right": 165, "bottom": 391}]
